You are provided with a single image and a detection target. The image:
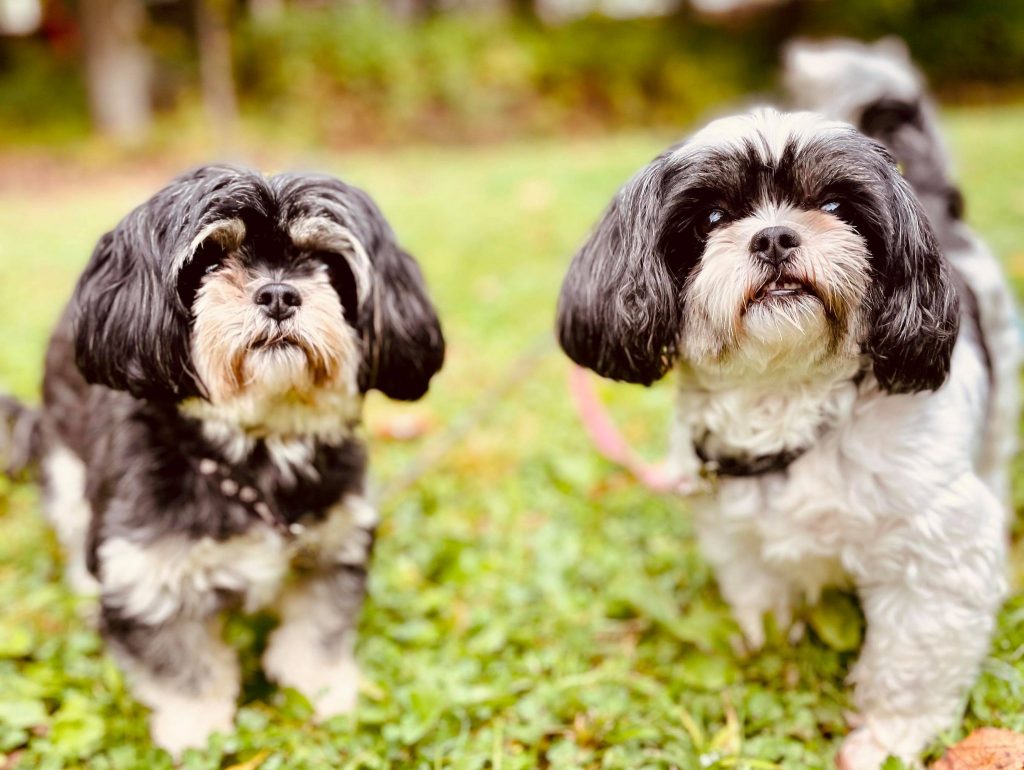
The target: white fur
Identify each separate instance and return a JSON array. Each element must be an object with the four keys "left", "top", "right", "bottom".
[
  {"left": 656, "top": 106, "right": 1016, "bottom": 770},
  {"left": 948, "top": 232, "right": 1021, "bottom": 506},
  {"left": 99, "top": 528, "right": 289, "bottom": 624},
  {"left": 95, "top": 494, "right": 376, "bottom": 751},
  {"left": 261, "top": 495, "right": 376, "bottom": 718},
  {"left": 175, "top": 218, "right": 247, "bottom": 274},
  {"left": 180, "top": 390, "right": 363, "bottom": 462},
  {"left": 684, "top": 108, "right": 850, "bottom": 164},
  {"left": 672, "top": 326, "right": 1006, "bottom": 768},
  {"left": 118, "top": 617, "right": 240, "bottom": 757},
  {"left": 784, "top": 39, "right": 924, "bottom": 130},
  {"left": 262, "top": 578, "right": 361, "bottom": 720},
  {"left": 41, "top": 444, "right": 99, "bottom": 596},
  {"left": 682, "top": 201, "right": 871, "bottom": 362}
]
